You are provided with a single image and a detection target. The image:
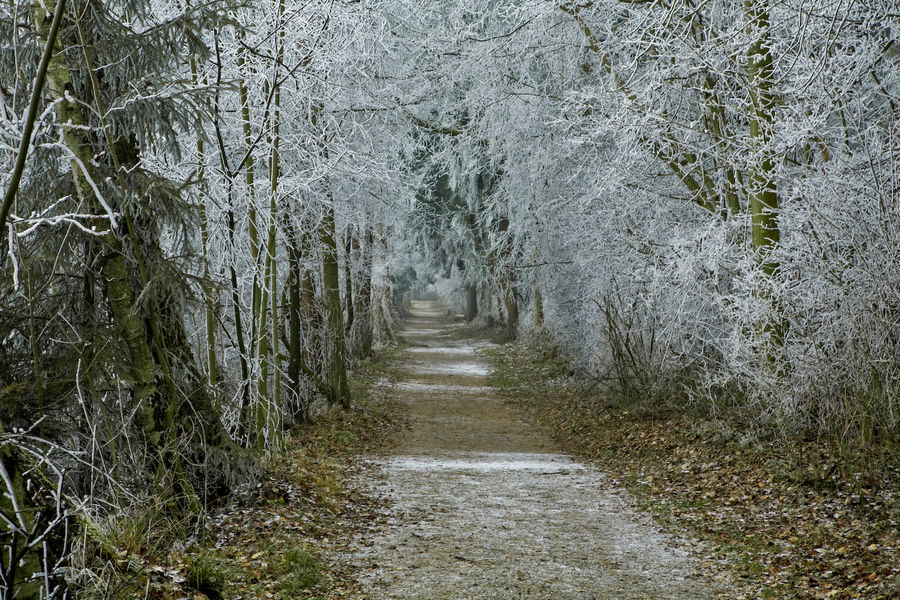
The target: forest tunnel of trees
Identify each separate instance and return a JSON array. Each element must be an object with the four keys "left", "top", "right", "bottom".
[{"left": 1, "top": 0, "right": 898, "bottom": 597}]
